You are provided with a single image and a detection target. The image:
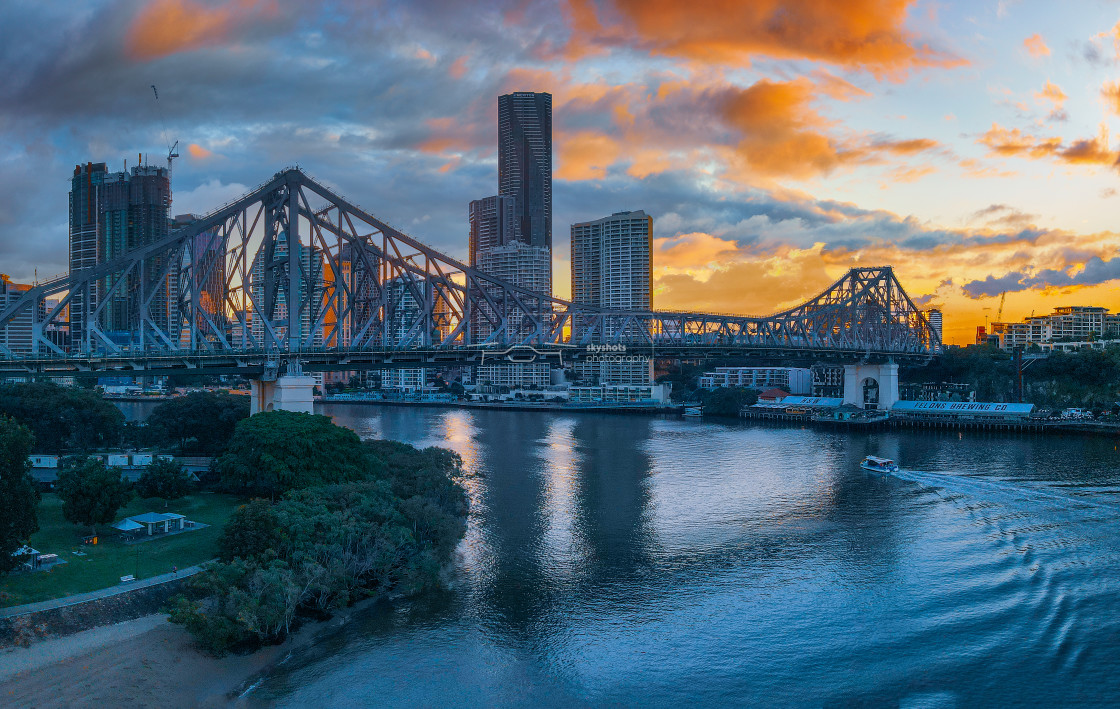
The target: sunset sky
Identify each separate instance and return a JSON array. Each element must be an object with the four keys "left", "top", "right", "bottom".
[{"left": 3, "top": 0, "right": 1120, "bottom": 343}]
